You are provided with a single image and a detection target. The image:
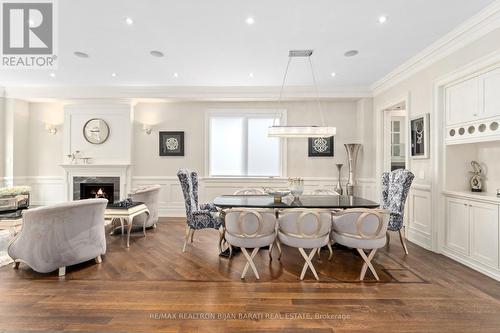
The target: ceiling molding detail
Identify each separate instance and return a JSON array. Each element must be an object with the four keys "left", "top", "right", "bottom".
[
  {"left": 371, "top": 0, "right": 500, "bottom": 96},
  {"left": 4, "top": 85, "right": 372, "bottom": 102}
]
